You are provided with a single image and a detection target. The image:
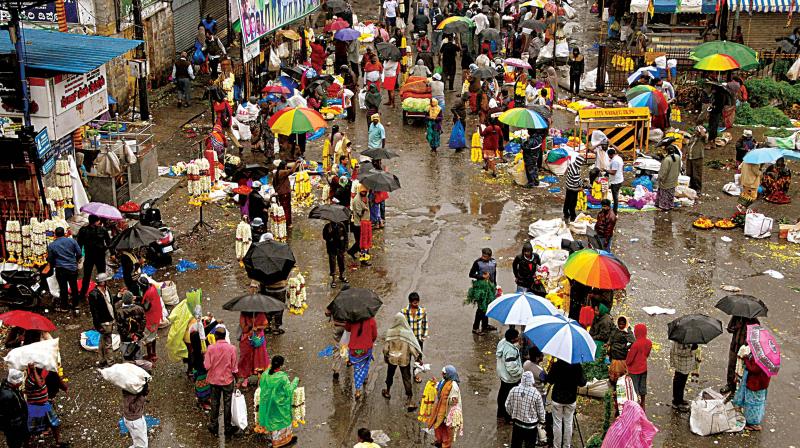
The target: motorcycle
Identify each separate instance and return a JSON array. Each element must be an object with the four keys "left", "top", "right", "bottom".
[
  {"left": 632, "top": 137, "right": 682, "bottom": 178},
  {"left": 0, "top": 267, "right": 52, "bottom": 309},
  {"left": 136, "top": 199, "right": 175, "bottom": 267}
]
